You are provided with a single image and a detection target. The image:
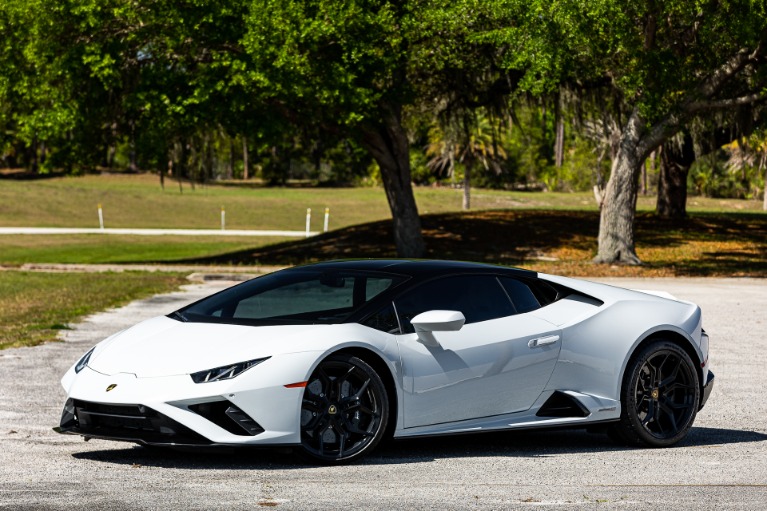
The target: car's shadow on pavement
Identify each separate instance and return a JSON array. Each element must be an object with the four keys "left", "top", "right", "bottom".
[{"left": 70, "top": 426, "right": 767, "bottom": 469}]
